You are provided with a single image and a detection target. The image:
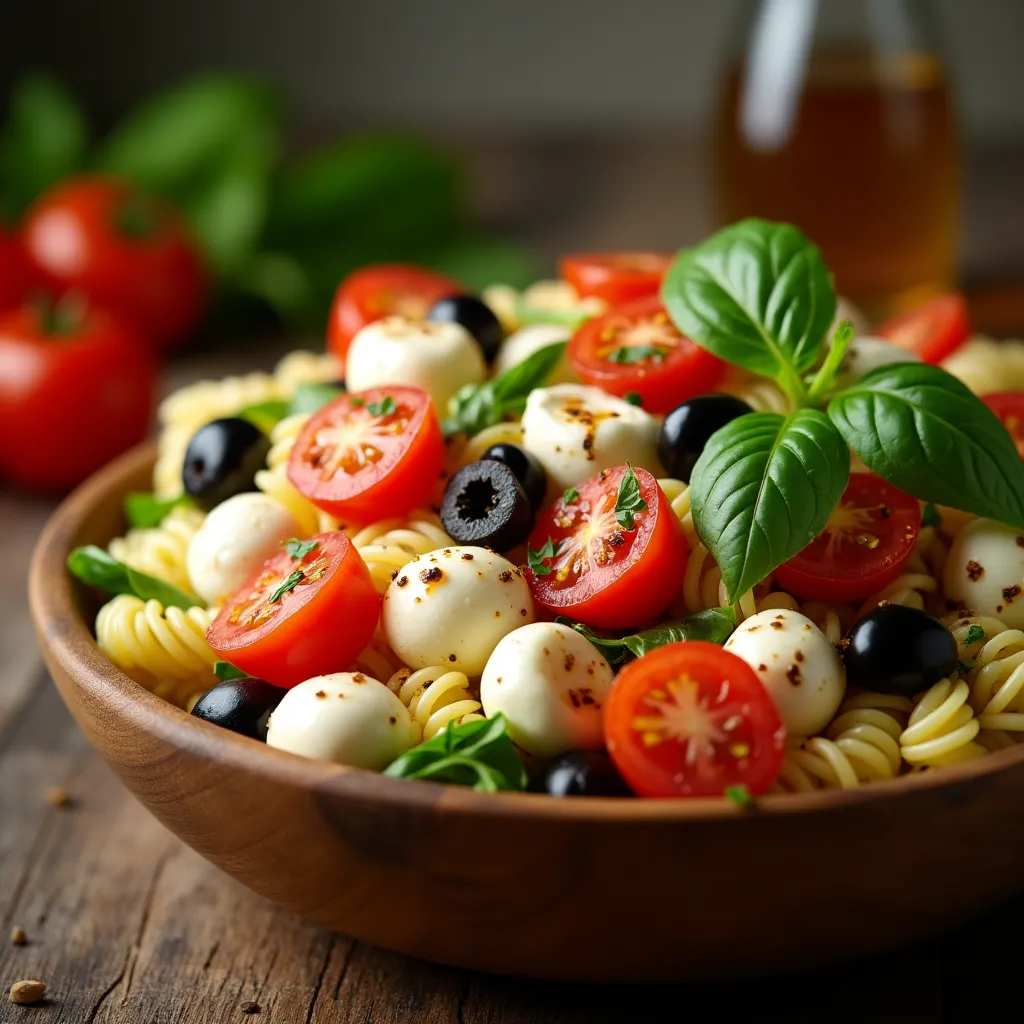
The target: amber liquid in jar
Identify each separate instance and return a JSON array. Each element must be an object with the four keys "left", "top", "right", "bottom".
[{"left": 716, "top": 50, "right": 959, "bottom": 319}]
